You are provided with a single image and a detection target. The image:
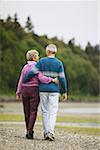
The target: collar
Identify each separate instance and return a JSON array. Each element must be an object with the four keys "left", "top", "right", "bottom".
[
  {"left": 27, "top": 61, "right": 36, "bottom": 65},
  {"left": 48, "top": 55, "right": 55, "bottom": 58}
]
